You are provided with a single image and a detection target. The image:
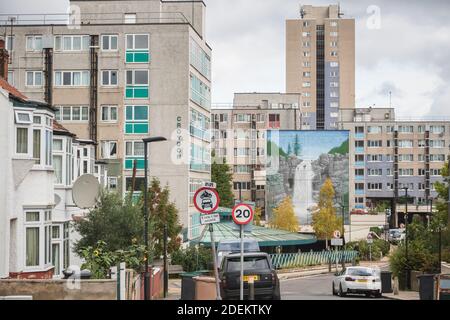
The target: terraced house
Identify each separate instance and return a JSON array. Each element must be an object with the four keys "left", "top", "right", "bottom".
[{"left": 2, "top": 0, "right": 212, "bottom": 242}]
